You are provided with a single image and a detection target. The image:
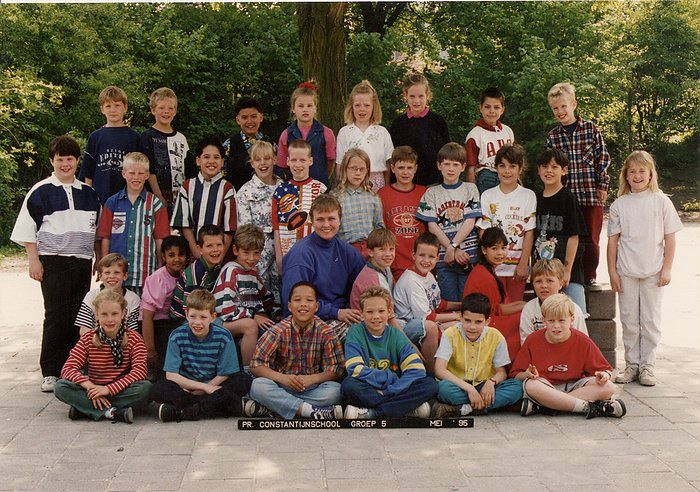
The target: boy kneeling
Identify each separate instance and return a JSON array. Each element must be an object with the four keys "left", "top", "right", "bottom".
[
  {"left": 152, "top": 289, "right": 251, "bottom": 422},
  {"left": 433, "top": 293, "right": 523, "bottom": 418},
  {"left": 342, "top": 287, "right": 437, "bottom": 419},
  {"left": 510, "top": 294, "right": 626, "bottom": 419}
]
